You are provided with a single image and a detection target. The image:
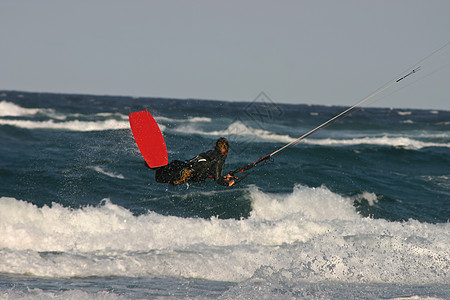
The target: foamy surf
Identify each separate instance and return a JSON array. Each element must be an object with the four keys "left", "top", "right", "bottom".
[
  {"left": 1, "top": 103, "right": 447, "bottom": 150},
  {"left": 1, "top": 186, "right": 448, "bottom": 284},
  {"left": 0, "top": 118, "right": 130, "bottom": 131},
  {"left": 303, "top": 135, "right": 450, "bottom": 149},
  {"left": 171, "top": 121, "right": 449, "bottom": 149},
  {"left": 173, "top": 121, "right": 296, "bottom": 143},
  {"left": 0, "top": 101, "right": 55, "bottom": 117},
  {"left": 155, "top": 115, "right": 212, "bottom": 123},
  {"left": 1, "top": 91, "right": 449, "bottom": 299},
  {"left": 0, "top": 101, "right": 132, "bottom": 131}
]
